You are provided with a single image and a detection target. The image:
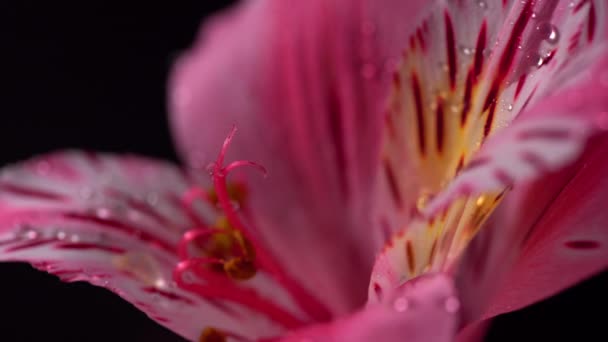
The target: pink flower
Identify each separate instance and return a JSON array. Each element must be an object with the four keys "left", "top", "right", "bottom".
[{"left": 1, "top": 0, "right": 607, "bottom": 341}]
